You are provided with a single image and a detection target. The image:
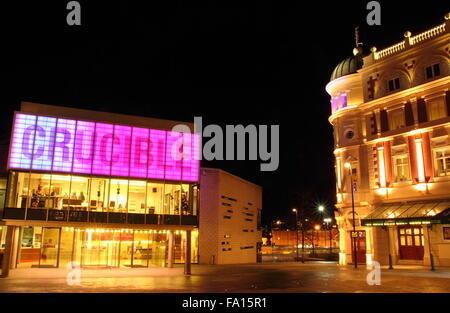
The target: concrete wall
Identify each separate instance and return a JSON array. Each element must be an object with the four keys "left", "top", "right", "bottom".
[{"left": 199, "top": 168, "right": 262, "bottom": 264}]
